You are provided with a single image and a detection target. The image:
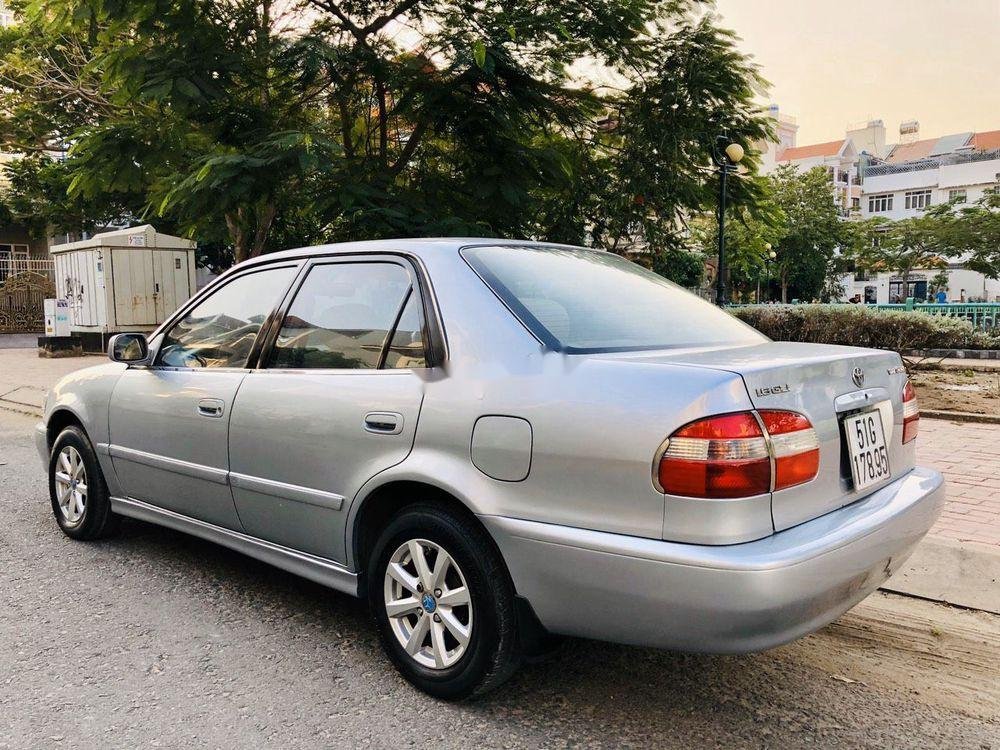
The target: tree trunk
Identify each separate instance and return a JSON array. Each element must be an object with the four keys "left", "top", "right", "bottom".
[
  {"left": 781, "top": 269, "right": 789, "bottom": 303},
  {"left": 225, "top": 202, "right": 276, "bottom": 265},
  {"left": 250, "top": 202, "right": 278, "bottom": 259},
  {"left": 226, "top": 210, "right": 250, "bottom": 265}
]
